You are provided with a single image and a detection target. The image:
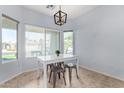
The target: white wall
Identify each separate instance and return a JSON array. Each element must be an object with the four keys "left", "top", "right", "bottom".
[
  {"left": 74, "top": 6, "right": 124, "bottom": 80},
  {"left": 0, "top": 6, "right": 23, "bottom": 83},
  {"left": 0, "top": 5, "right": 73, "bottom": 83}
]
